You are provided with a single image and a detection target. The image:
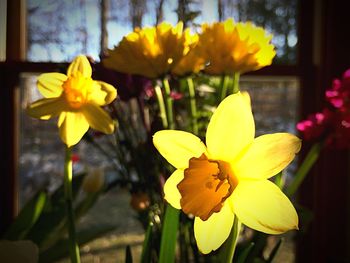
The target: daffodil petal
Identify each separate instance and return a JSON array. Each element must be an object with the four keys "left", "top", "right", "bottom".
[
  {"left": 90, "top": 81, "right": 117, "bottom": 105},
  {"left": 58, "top": 111, "right": 89, "bottom": 147},
  {"left": 194, "top": 202, "right": 234, "bottom": 254},
  {"left": 67, "top": 55, "right": 92, "bottom": 78},
  {"left": 37, "top": 73, "right": 66, "bottom": 98},
  {"left": 206, "top": 92, "right": 255, "bottom": 162},
  {"left": 82, "top": 104, "right": 114, "bottom": 134},
  {"left": 164, "top": 169, "right": 184, "bottom": 209},
  {"left": 234, "top": 133, "right": 301, "bottom": 180},
  {"left": 153, "top": 130, "right": 207, "bottom": 169},
  {"left": 231, "top": 180, "right": 298, "bottom": 234},
  {"left": 27, "top": 98, "right": 66, "bottom": 120}
]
